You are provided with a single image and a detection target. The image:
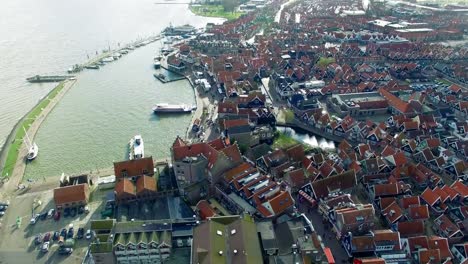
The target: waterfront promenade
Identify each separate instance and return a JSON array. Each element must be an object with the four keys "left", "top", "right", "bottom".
[{"left": 0, "top": 80, "right": 76, "bottom": 200}]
